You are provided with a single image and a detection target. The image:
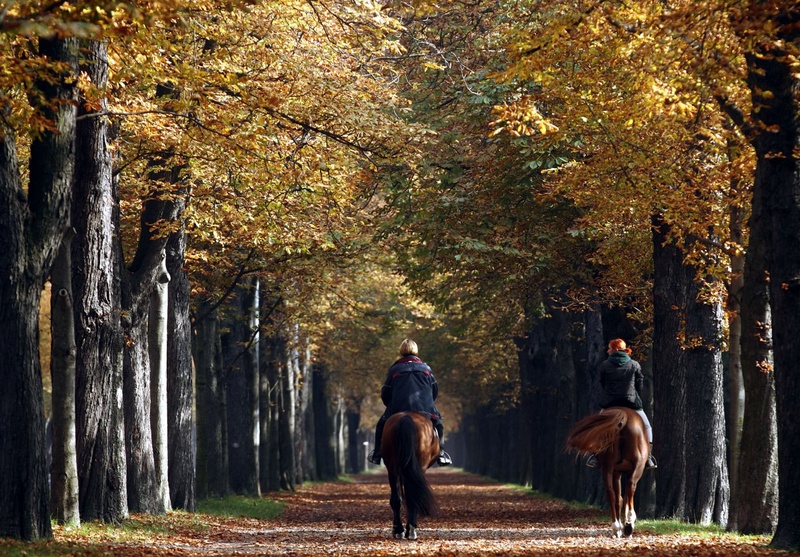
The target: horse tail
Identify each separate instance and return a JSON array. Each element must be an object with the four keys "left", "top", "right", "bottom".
[
  {"left": 566, "top": 408, "right": 628, "bottom": 456},
  {"left": 396, "top": 414, "right": 439, "bottom": 517}
]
